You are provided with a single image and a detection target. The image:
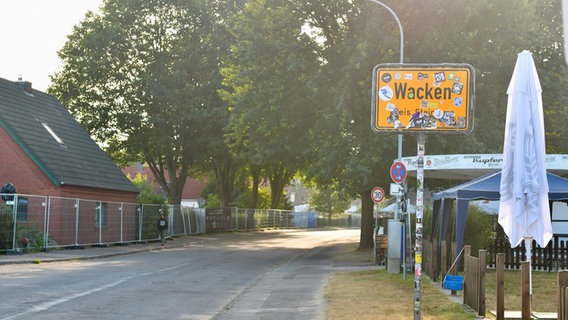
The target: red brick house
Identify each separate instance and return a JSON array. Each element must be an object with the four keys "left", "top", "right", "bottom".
[
  {"left": 0, "top": 77, "right": 139, "bottom": 246},
  {"left": 0, "top": 77, "right": 139, "bottom": 199}
]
